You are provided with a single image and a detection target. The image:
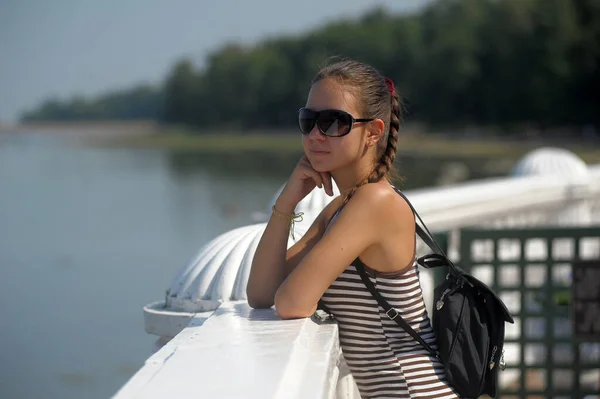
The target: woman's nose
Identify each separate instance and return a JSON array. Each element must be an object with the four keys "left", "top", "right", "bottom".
[{"left": 308, "top": 123, "right": 326, "bottom": 140}]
